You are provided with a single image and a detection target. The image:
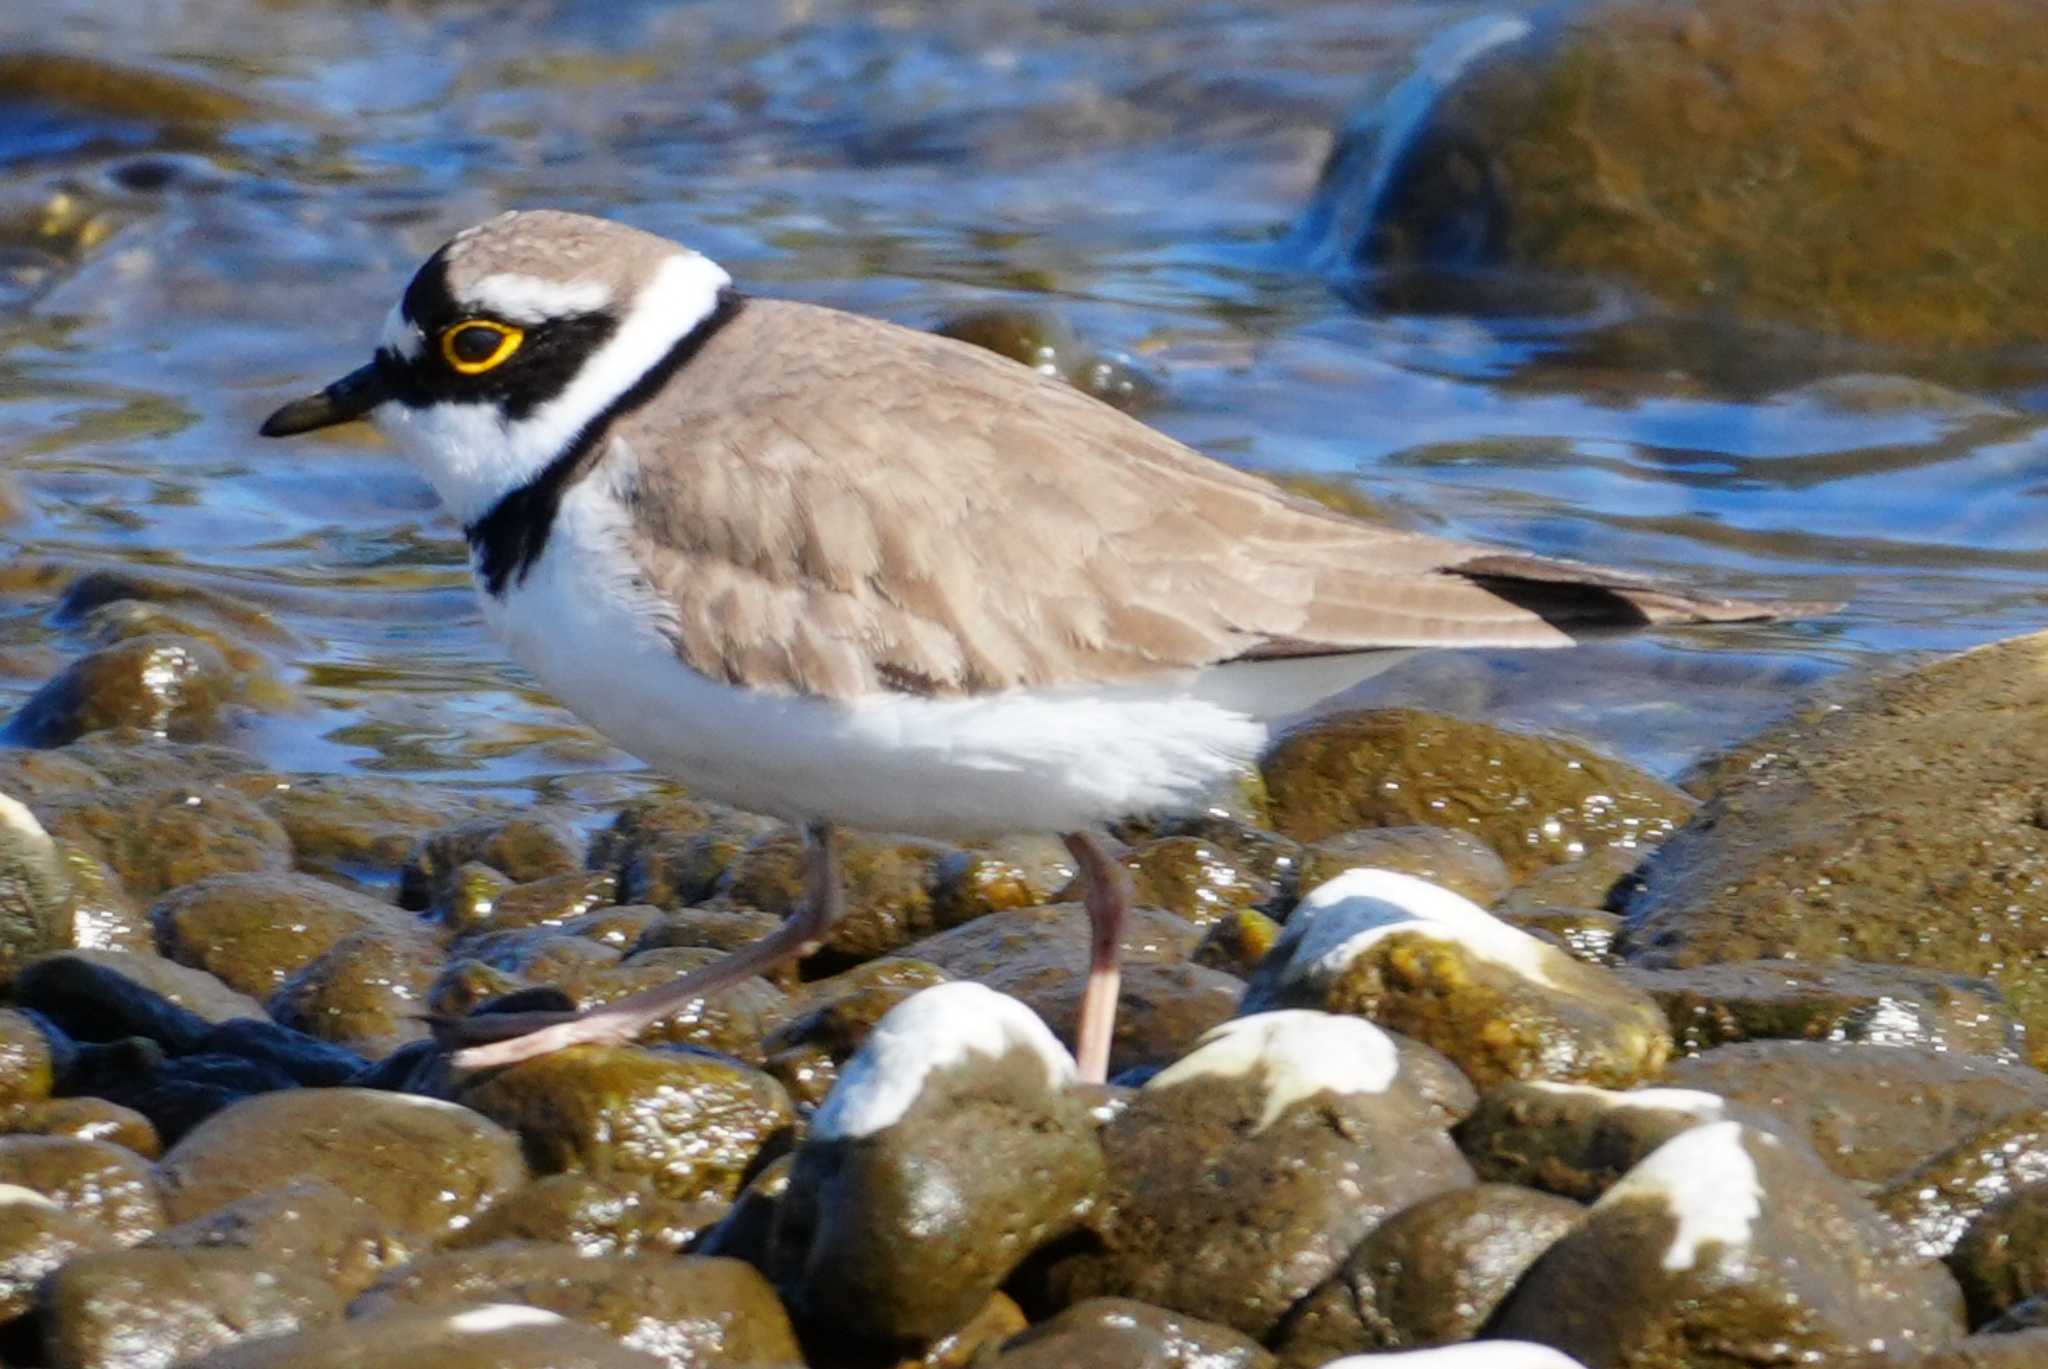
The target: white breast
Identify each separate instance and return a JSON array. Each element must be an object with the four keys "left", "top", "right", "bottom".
[{"left": 480, "top": 478, "right": 1268, "bottom": 838}]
